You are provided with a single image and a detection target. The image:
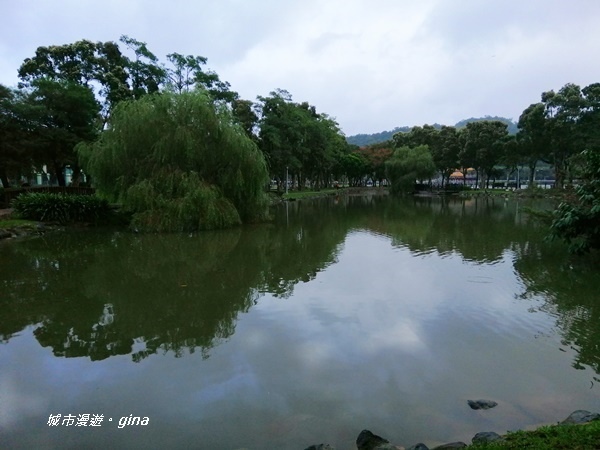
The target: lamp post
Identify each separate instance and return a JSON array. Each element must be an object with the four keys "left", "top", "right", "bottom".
[{"left": 286, "top": 166, "right": 288, "bottom": 194}]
